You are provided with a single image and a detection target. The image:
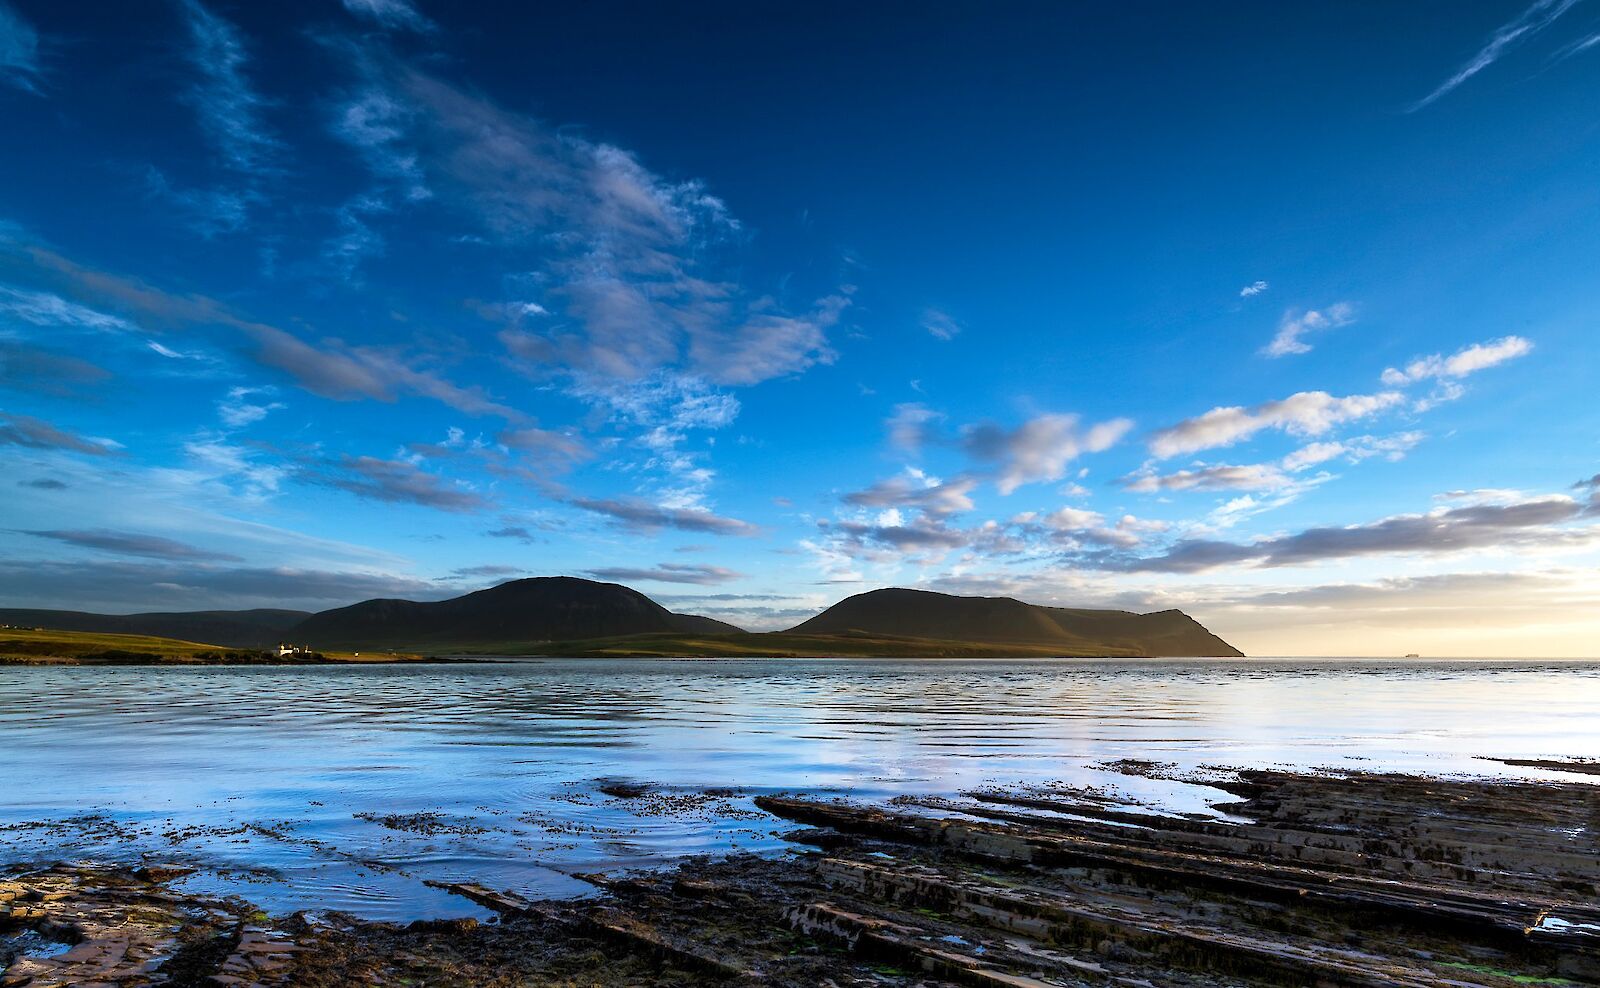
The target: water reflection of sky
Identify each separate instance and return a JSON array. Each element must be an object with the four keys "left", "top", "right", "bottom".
[{"left": 2, "top": 658, "right": 1596, "bottom": 920}]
